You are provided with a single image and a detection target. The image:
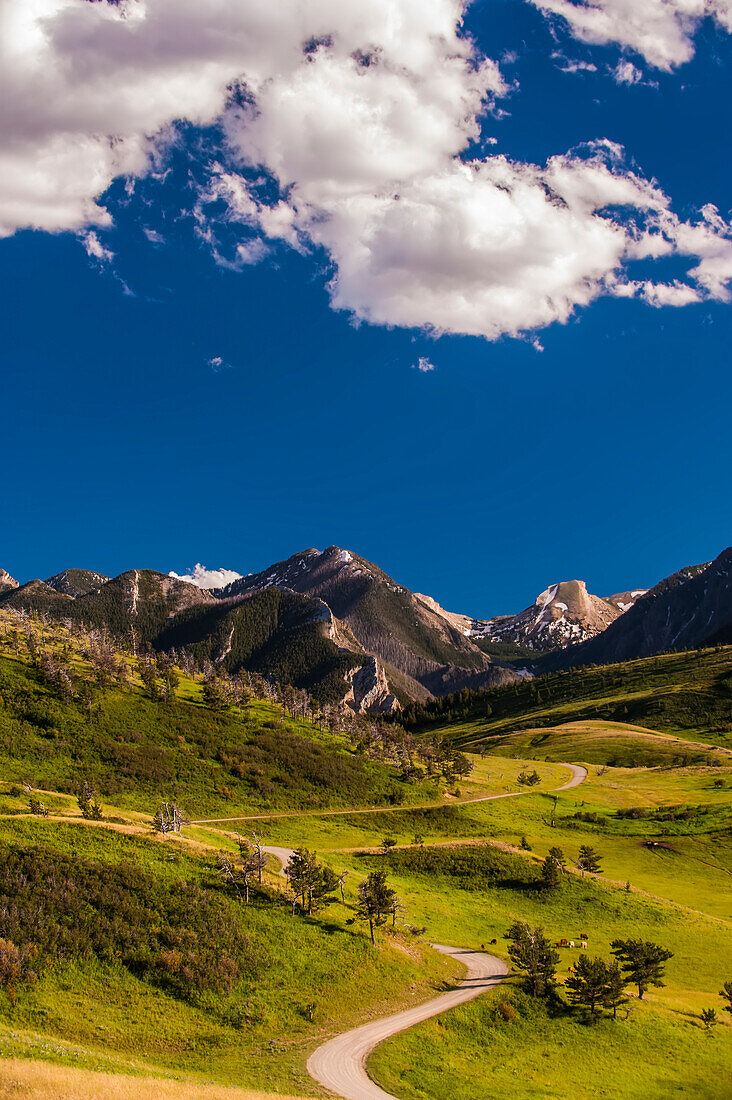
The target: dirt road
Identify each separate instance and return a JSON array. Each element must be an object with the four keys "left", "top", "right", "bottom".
[
  {"left": 307, "top": 945, "right": 509, "bottom": 1100},
  {"left": 191, "top": 763, "right": 588, "bottom": 826}
]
